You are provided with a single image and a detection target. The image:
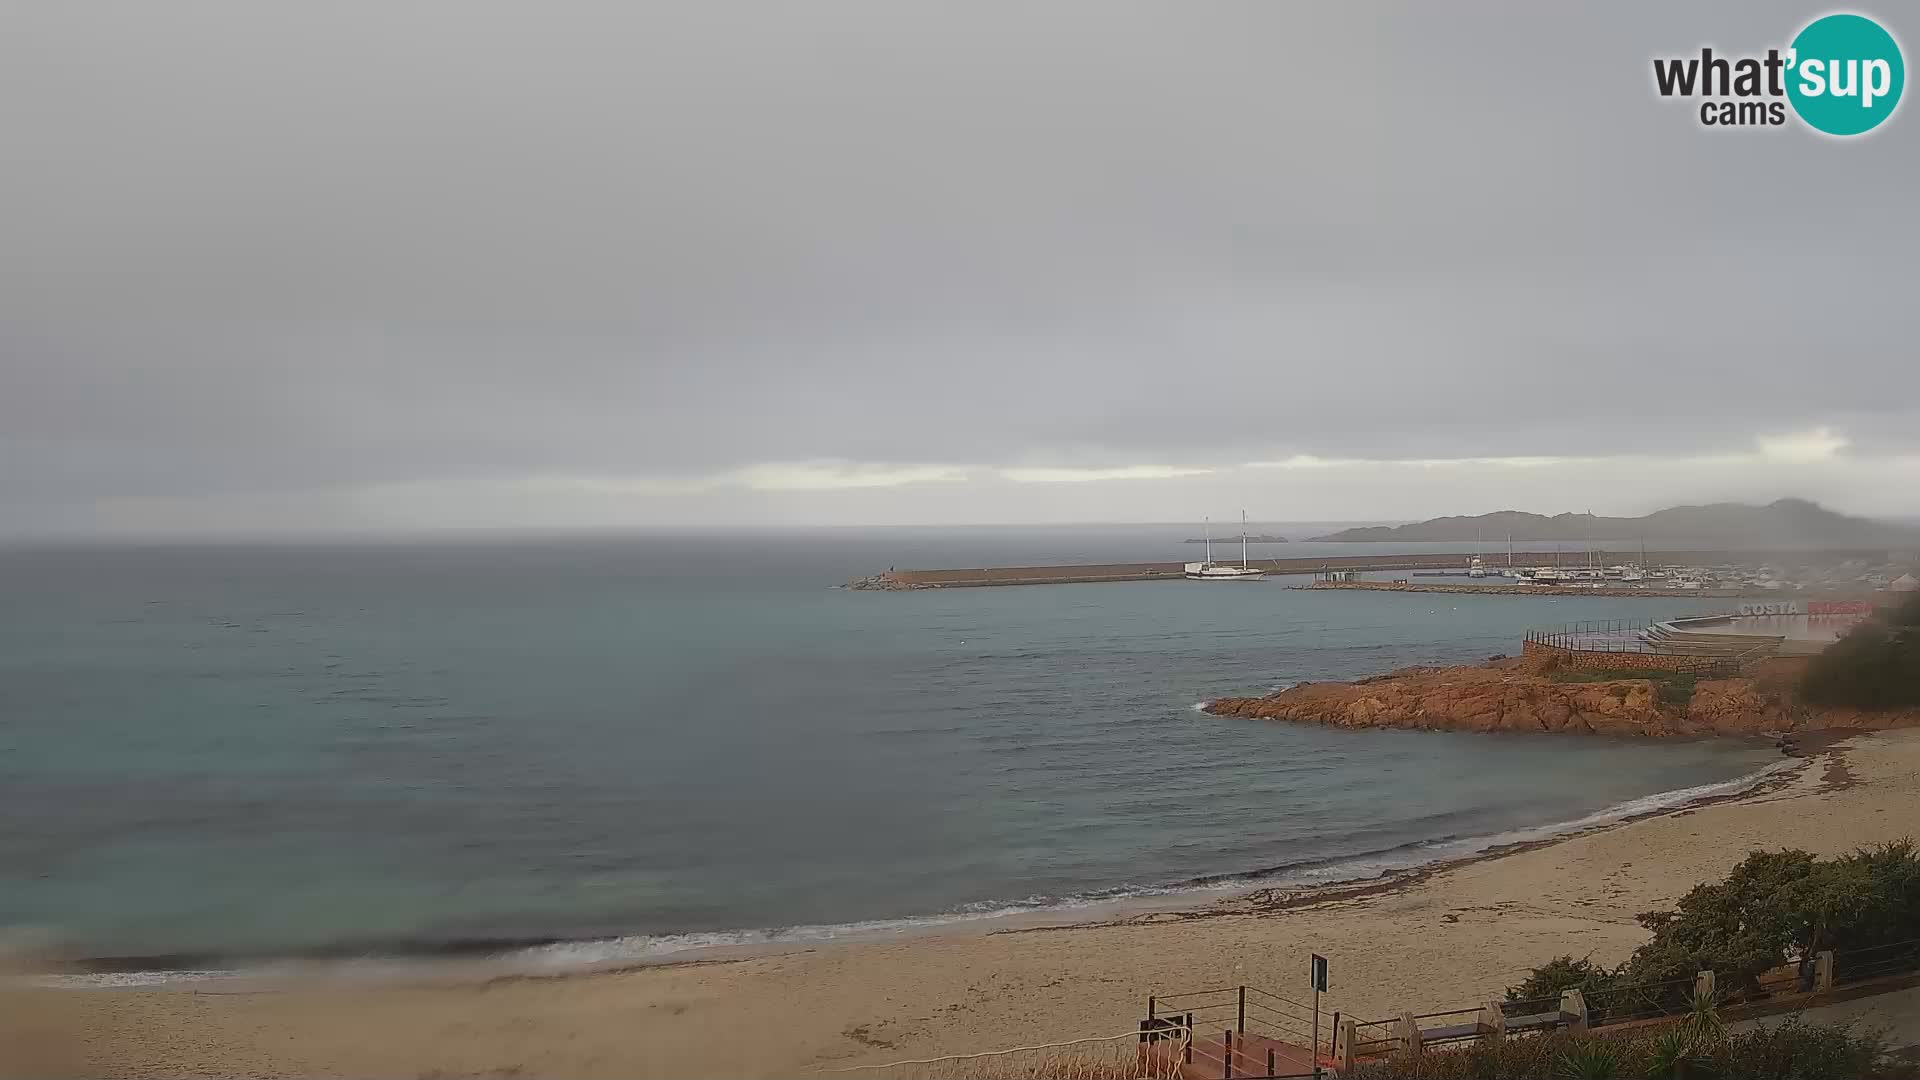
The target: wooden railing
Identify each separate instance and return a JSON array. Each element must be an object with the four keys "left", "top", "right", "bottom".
[{"left": 1330, "top": 945, "right": 1920, "bottom": 1068}]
